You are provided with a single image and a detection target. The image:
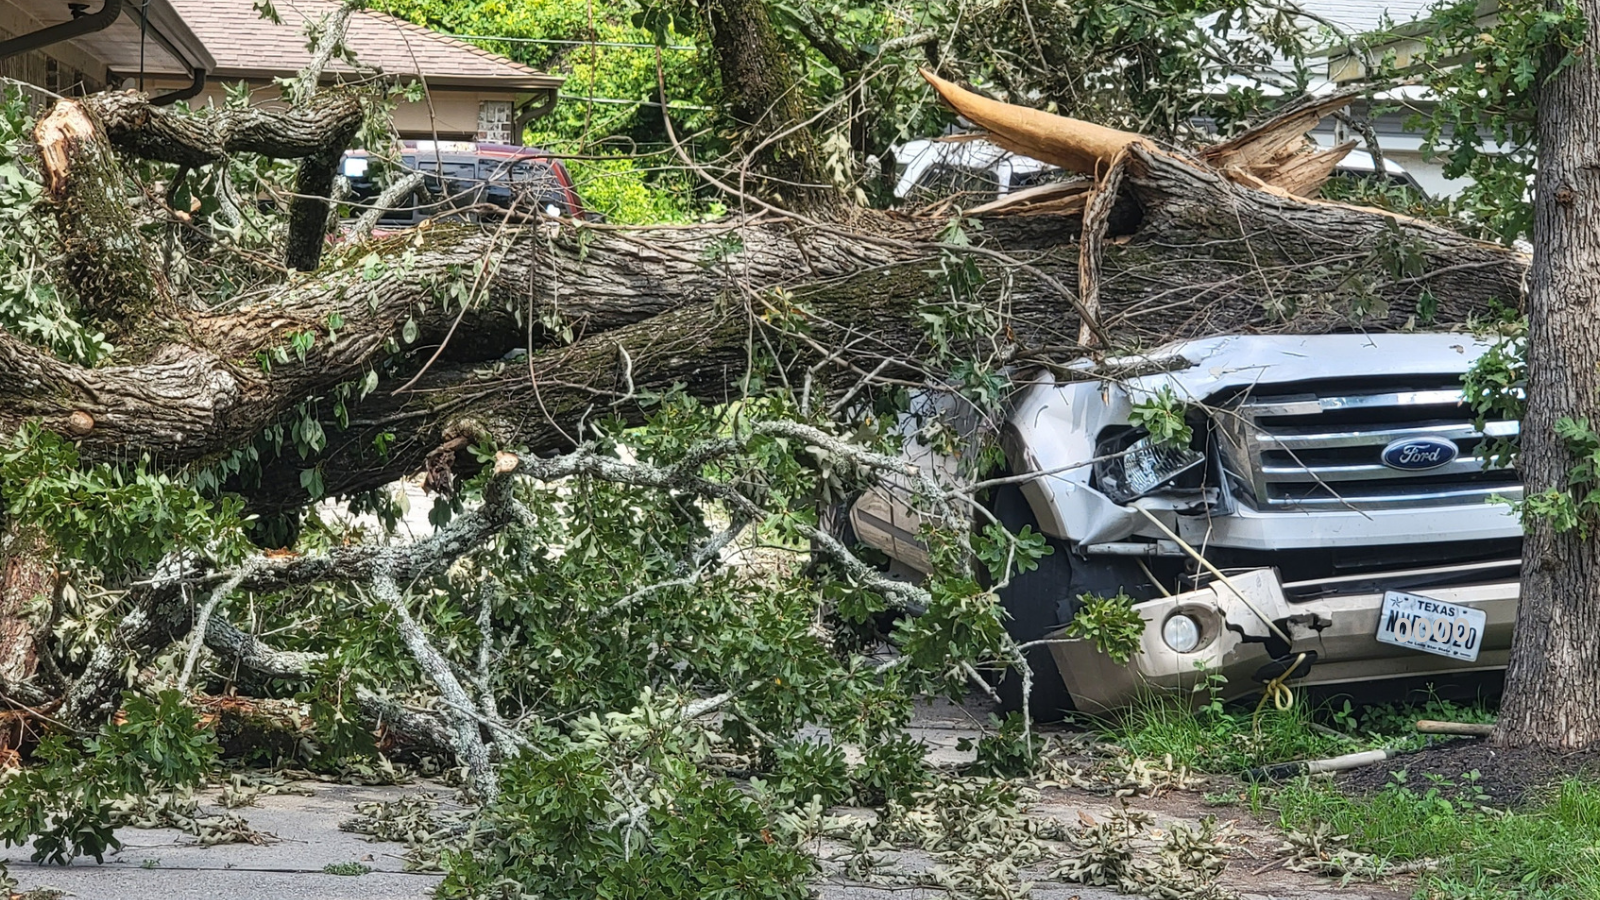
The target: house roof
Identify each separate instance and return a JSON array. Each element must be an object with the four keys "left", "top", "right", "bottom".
[
  {"left": 166, "top": 0, "right": 561, "bottom": 92},
  {"left": 7, "top": 0, "right": 215, "bottom": 78}
]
